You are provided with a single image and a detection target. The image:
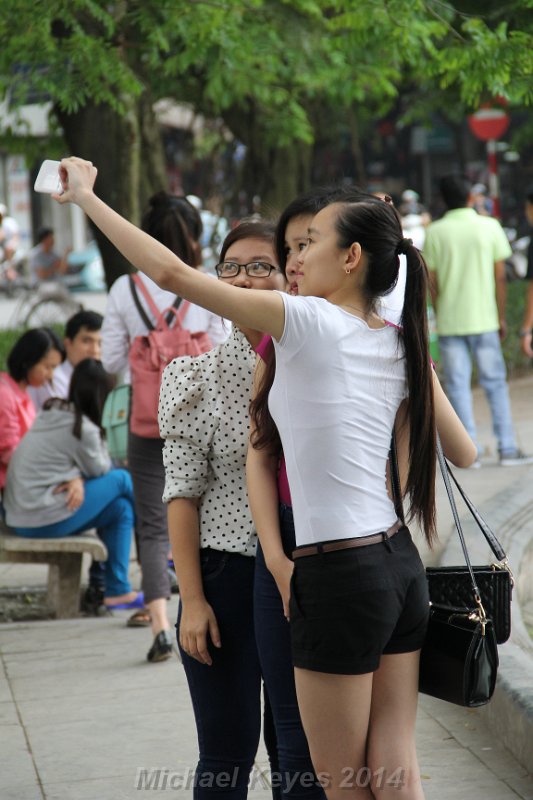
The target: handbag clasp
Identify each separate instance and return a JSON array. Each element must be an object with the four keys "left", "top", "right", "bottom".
[
  {"left": 492, "top": 559, "right": 515, "bottom": 588},
  {"left": 474, "top": 594, "right": 487, "bottom": 635}
]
